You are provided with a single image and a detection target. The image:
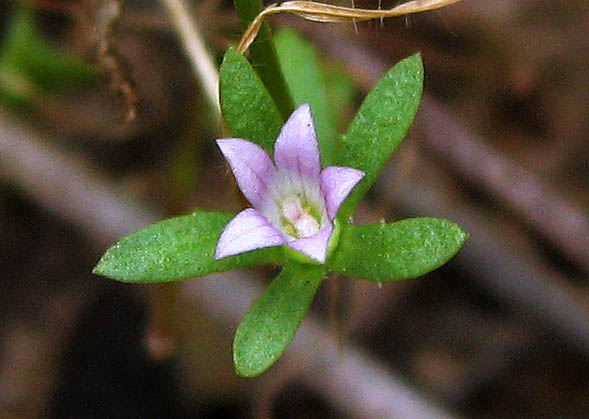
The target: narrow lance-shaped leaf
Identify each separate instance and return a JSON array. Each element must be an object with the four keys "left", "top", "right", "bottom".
[
  {"left": 233, "top": 262, "right": 326, "bottom": 377},
  {"left": 337, "top": 54, "right": 423, "bottom": 219},
  {"left": 219, "top": 48, "right": 284, "bottom": 153},
  {"left": 328, "top": 218, "right": 468, "bottom": 282},
  {"left": 233, "top": 0, "right": 295, "bottom": 120},
  {"left": 274, "top": 28, "right": 337, "bottom": 166},
  {"left": 323, "top": 66, "right": 357, "bottom": 132},
  {"left": 93, "top": 211, "right": 285, "bottom": 283}
]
